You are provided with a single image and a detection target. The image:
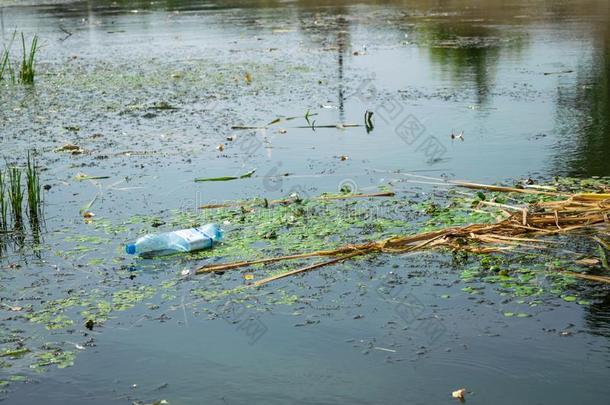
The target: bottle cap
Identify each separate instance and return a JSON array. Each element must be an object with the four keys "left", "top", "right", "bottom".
[{"left": 126, "top": 244, "right": 136, "bottom": 254}]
